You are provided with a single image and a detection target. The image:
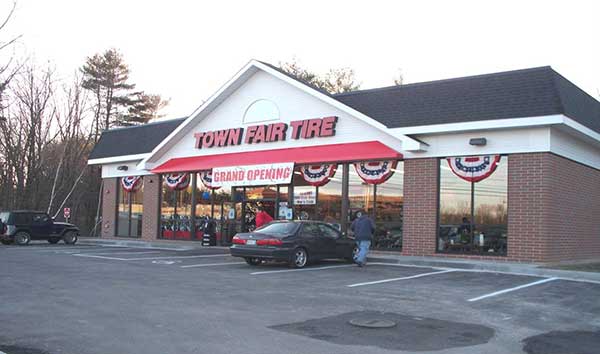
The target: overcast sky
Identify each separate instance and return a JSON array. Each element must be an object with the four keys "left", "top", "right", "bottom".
[{"left": 3, "top": 0, "right": 599, "bottom": 118}]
